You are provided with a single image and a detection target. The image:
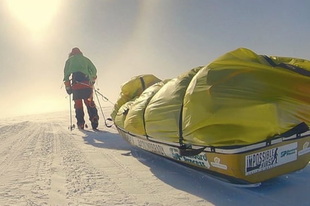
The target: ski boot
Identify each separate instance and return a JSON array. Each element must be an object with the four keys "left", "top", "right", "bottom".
[
  {"left": 91, "top": 117, "right": 99, "bottom": 130},
  {"left": 77, "top": 123, "right": 85, "bottom": 130}
]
